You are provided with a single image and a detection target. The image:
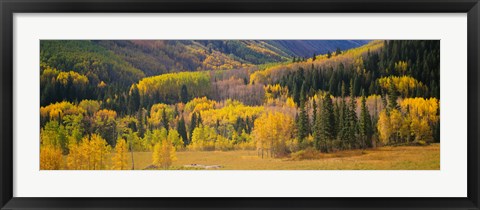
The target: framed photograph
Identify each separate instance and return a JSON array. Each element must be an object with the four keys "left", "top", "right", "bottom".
[{"left": 1, "top": 0, "right": 479, "bottom": 209}]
